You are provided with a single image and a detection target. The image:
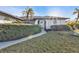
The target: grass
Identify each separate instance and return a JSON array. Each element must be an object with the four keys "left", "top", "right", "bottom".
[
  {"left": 0, "top": 24, "right": 41, "bottom": 42},
  {"left": 0, "top": 31, "right": 79, "bottom": 53}
]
